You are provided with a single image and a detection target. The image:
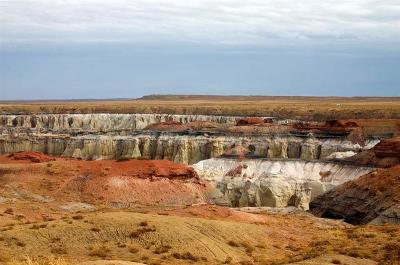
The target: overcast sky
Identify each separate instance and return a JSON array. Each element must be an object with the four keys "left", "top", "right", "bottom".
[{"left": 1, "top": 0, "right": 400, "bottom": 99}]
